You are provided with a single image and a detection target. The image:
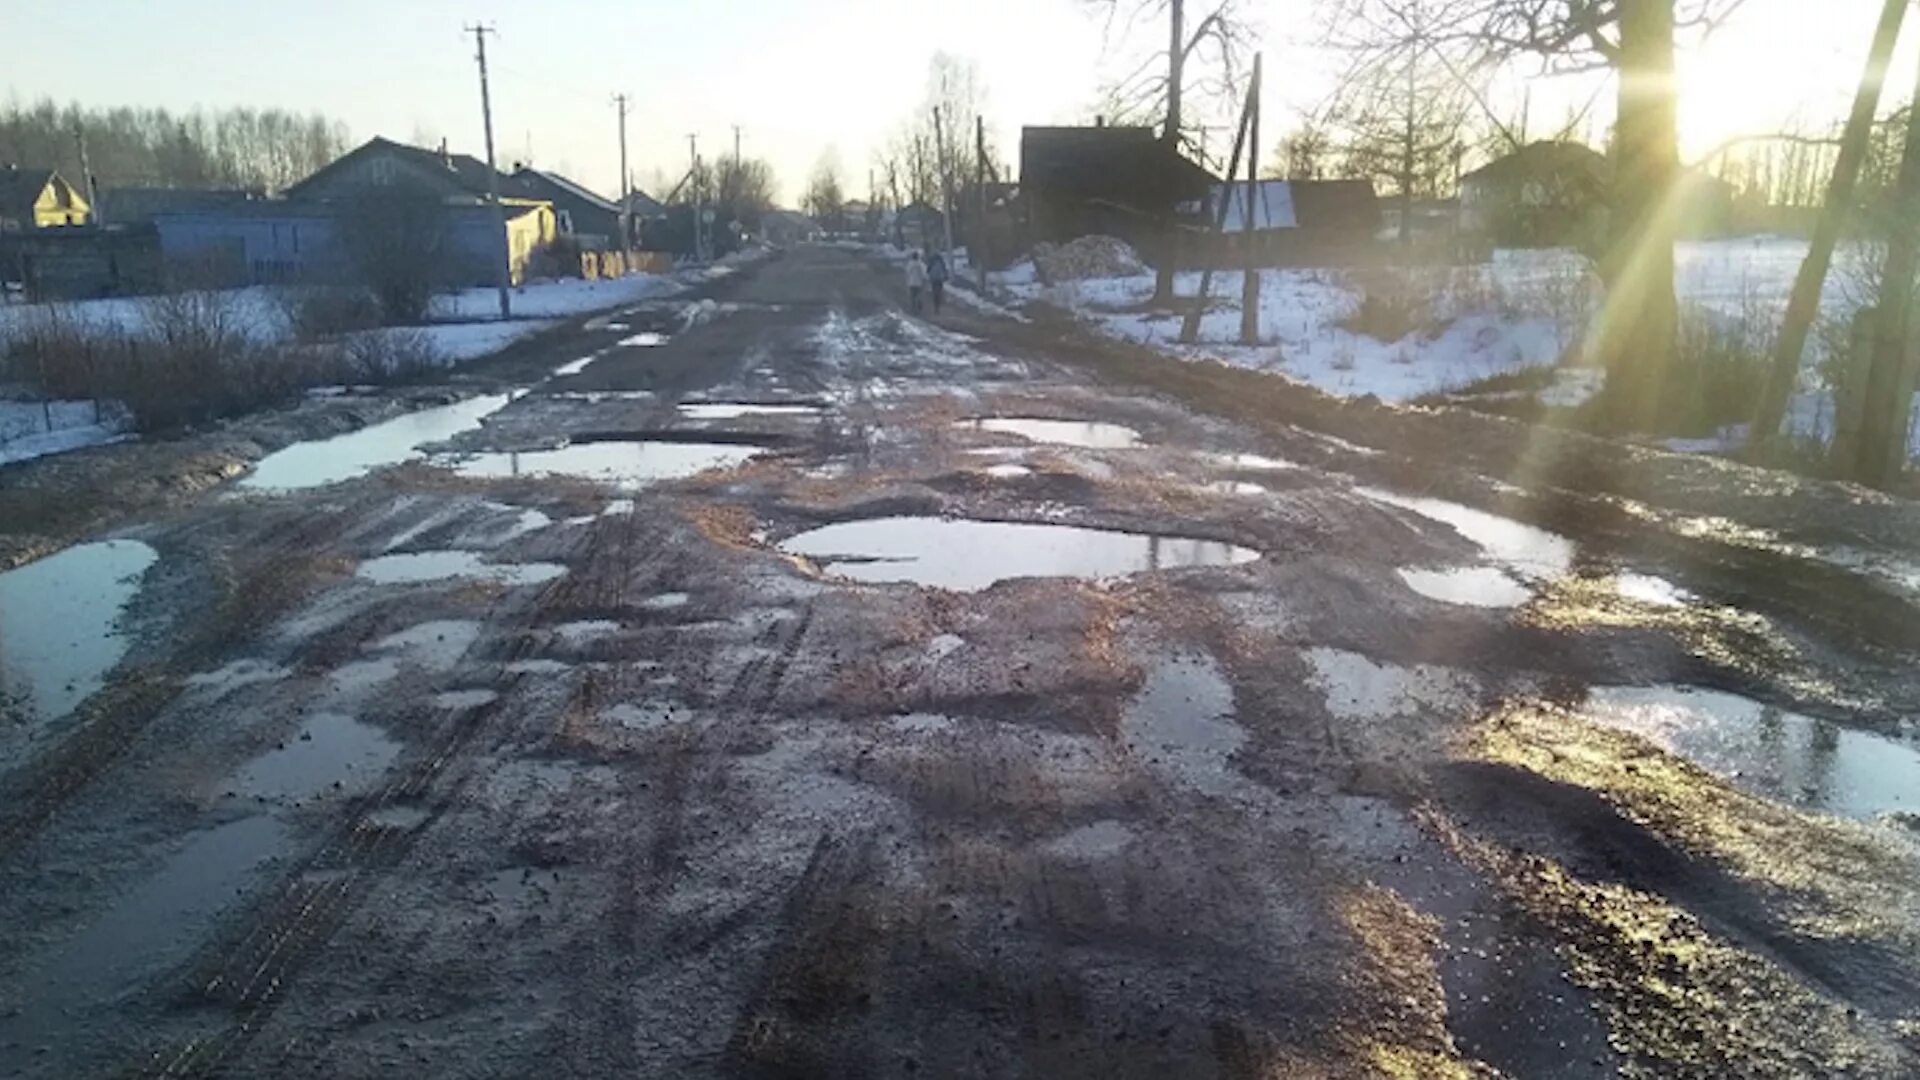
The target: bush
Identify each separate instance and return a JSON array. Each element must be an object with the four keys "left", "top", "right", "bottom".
[
  {"left": 1338, "top": 268, "right": 1439, "bottom": 342},
  {"left": 342, "top": 328, "right": 446, "bottom": 383},
  {"left": 275, "top": 285, "right": 384, "bottom": 340},
  {"left": 1652, "top": 299, "right": 1776, "bottom": 436}
]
